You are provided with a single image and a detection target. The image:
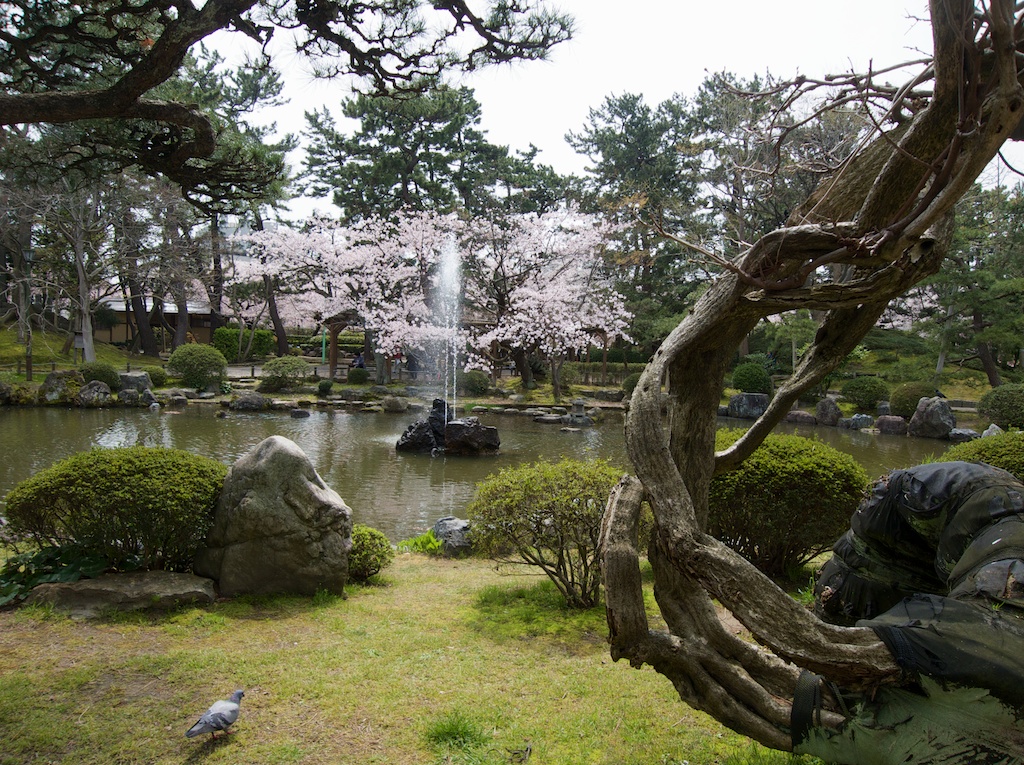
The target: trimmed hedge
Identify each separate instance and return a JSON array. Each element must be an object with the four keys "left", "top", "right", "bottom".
[
  {"left": 166, "top": 344, "right": 228, "bottom": 390},
  {"left": 80, "top": 362, "right": 122, "bottom": 391},
  {"left": 710, "top": 429, "right": 868, "bottom": 579},
  {"left": 731, "top": 362, "right": 773, "bottom": 395},
  {"left": 977, "top": 383, "right": 1024, "bottom": 430},
  {"left": 889, "top": 381, "right": 937, "bottom": 419},
  {"left": 840, "top": 376, "right": 889, "bottom": 413},
  {"left": 212, "top": 326, "right": 275, "bottom": 363},
  {"left": 348, "top": 524, "right": 395, "bottom": 582},
  {"left": 258, "top": 356, "right": 313, "bottom": 392},
  {"left": 3, "top": 446, "right": 228, "bottom": 572},
  {"left": 939, "top": 431, "right": 1024, "bottom": 482}
]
